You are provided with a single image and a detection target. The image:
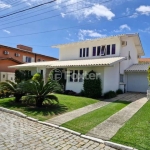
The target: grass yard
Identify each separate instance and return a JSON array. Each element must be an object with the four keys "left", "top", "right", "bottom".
[
  {"left": 0, "top": 94, "right": 98, "bottom": 121},
  {"left": 62, "top": 101, "right": 130, "bottom": 134},
  {"left": 111, "top": 101, "right": 150, "bottom": 150}
]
